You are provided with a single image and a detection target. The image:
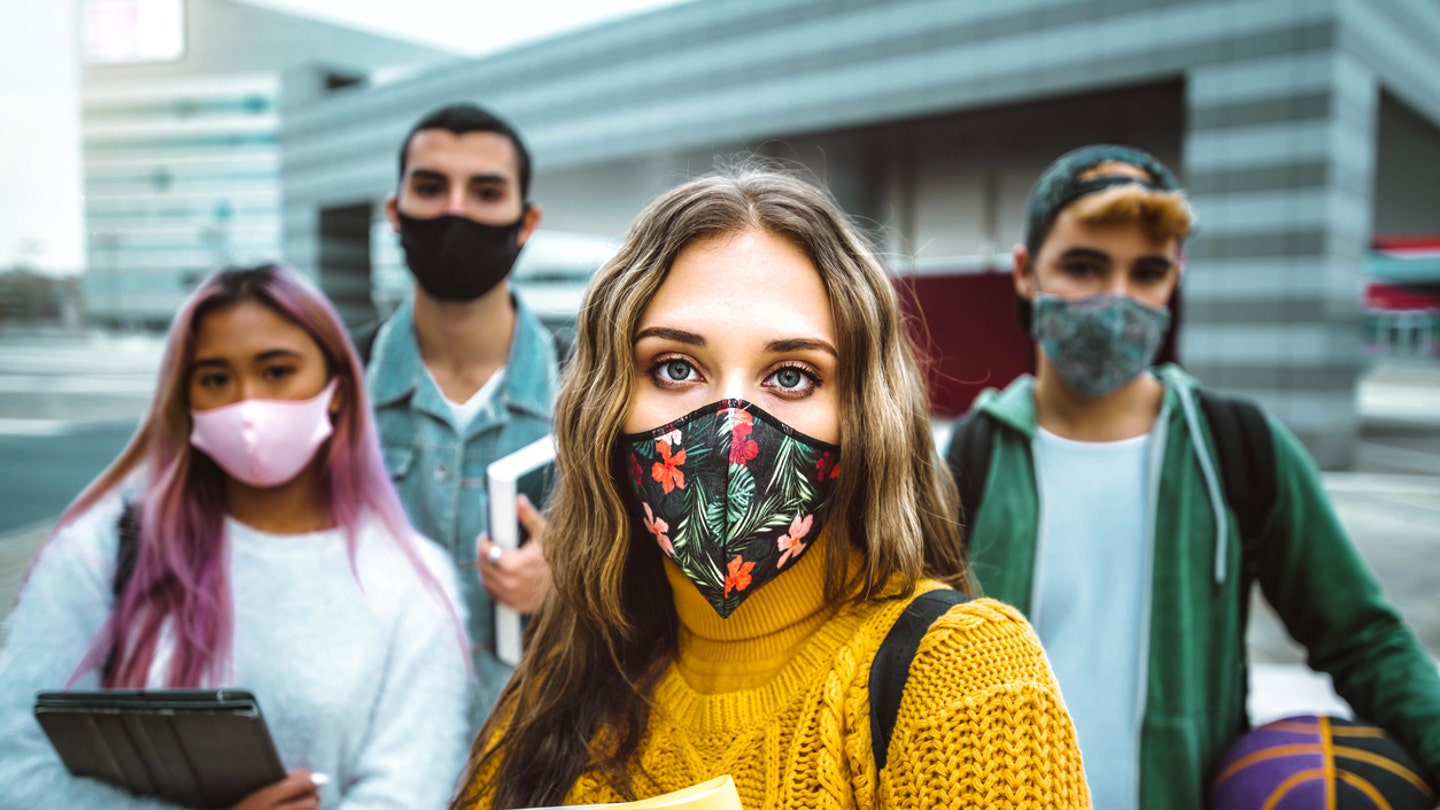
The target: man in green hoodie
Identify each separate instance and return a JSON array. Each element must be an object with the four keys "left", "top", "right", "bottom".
[{"left": 945, "top": 144, "right": 1440, "bottom": 809}]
